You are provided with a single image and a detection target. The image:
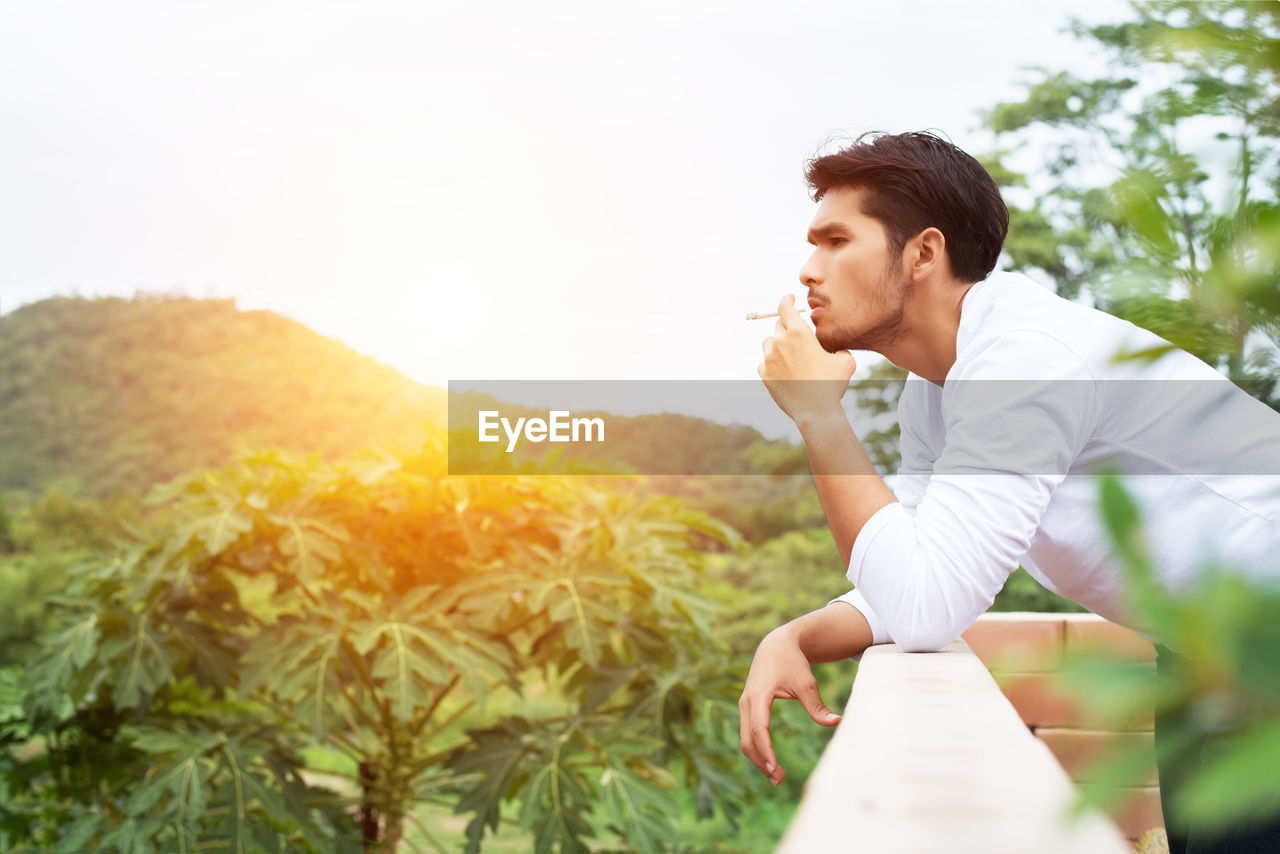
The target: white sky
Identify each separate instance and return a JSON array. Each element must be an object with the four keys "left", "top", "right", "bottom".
[{"left": 1, "top": 0, "right": 1131, "bottom": 392}]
